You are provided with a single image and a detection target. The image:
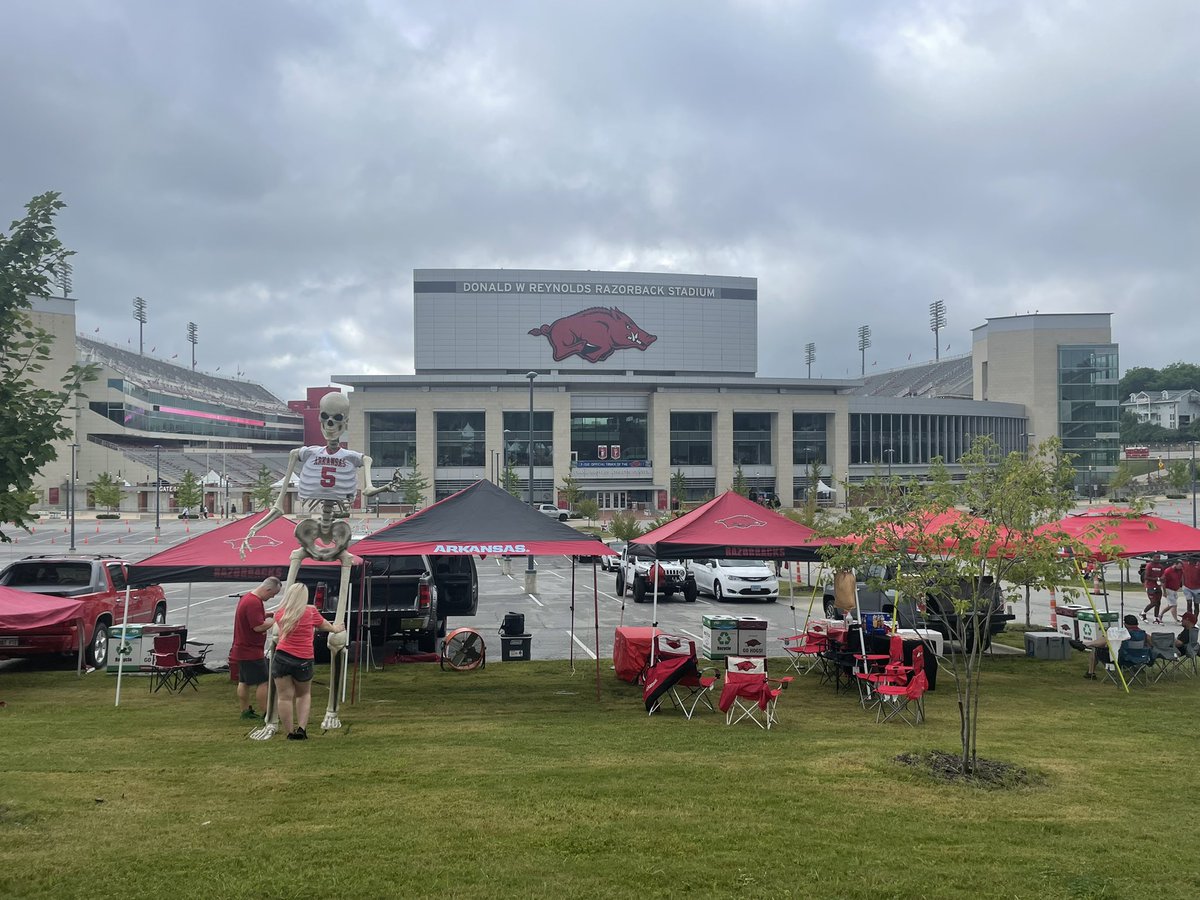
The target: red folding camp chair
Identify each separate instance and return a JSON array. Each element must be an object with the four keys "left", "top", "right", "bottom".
[
  {"left": 149, "top": 634, "right": 197, "bottom": 694},
  {"left": 643, "top": 634, "right": 720, "bottom": 720},
  {"left": 779, "top": 624, "right": 828, "bottom": 676},
  {"left": 719, "top": 656, "right": 793, "bottom": 729},
  {"left": 855, "top": 632, "right": 903, "bottom": 711},
  {"left": 875, "top": 645, "right": 928, "bottom": 725}
]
